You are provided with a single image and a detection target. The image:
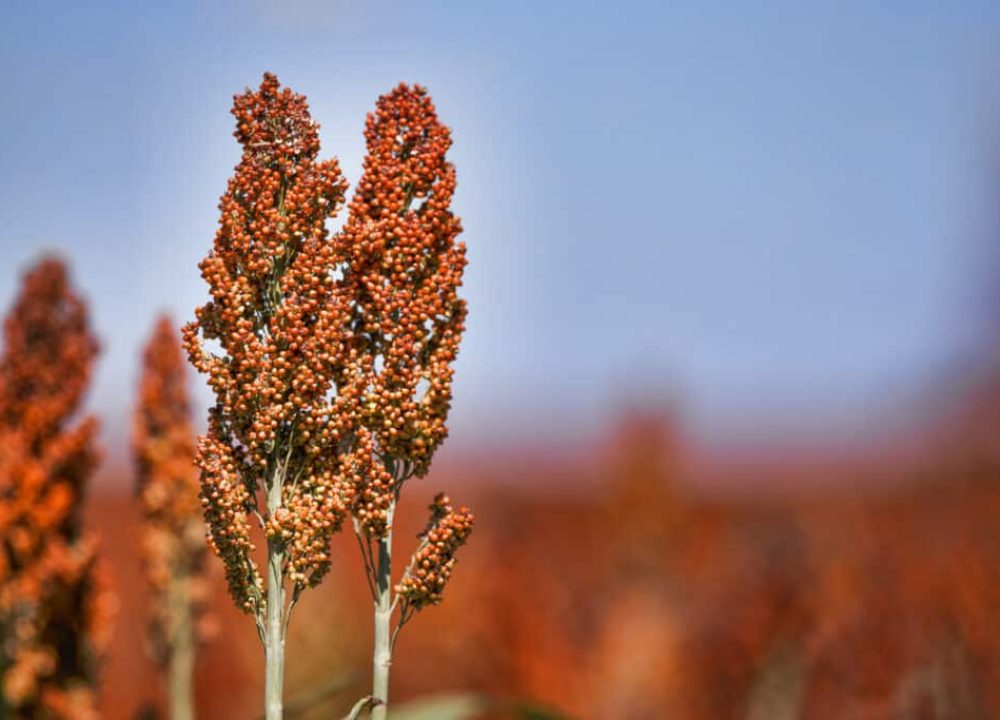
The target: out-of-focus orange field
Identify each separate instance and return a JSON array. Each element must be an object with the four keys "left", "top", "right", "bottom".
[{"left": 91, "top": 382, "right": 1000, "bottom": 719}]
